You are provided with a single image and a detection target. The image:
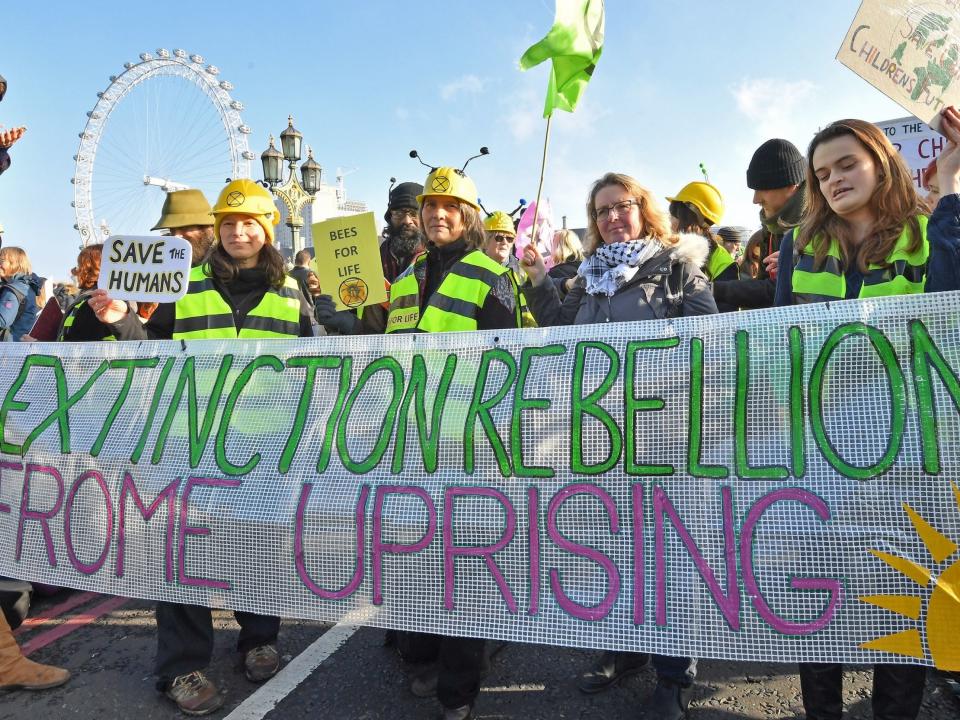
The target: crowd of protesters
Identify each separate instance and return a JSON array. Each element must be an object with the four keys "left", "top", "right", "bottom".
[{"left": 3, "top": 71, "right": 960, "bottom": 718}]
